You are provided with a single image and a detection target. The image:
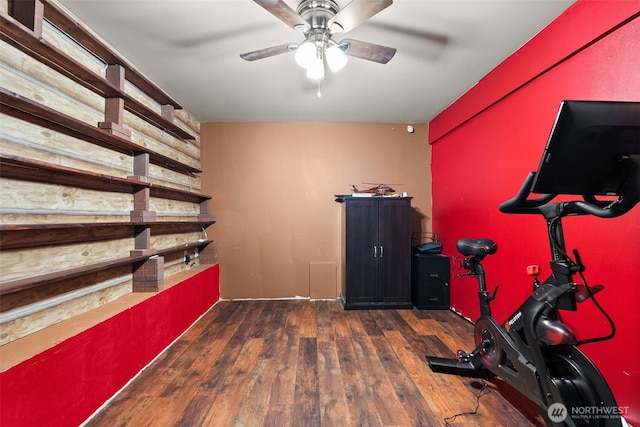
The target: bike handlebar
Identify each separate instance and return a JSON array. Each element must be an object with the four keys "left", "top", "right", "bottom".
[
  {"left": 499, "top": 172, "right": 639, "bottom": 219},
  {"left": 499, "top": 173, "right": 554, "bottom": 214}
]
